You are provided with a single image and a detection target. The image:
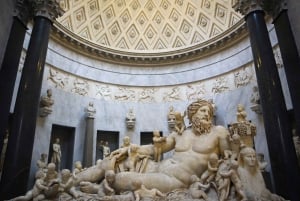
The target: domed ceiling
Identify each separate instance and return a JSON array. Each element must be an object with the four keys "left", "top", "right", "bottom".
[{"left": 53, "top": 0, "right": 245, "bottom": 65}]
